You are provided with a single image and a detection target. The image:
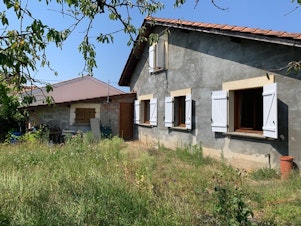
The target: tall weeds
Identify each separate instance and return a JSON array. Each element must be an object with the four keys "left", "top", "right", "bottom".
[{"left": 0, "top": 137, "right": 301, "bottom": 225}]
